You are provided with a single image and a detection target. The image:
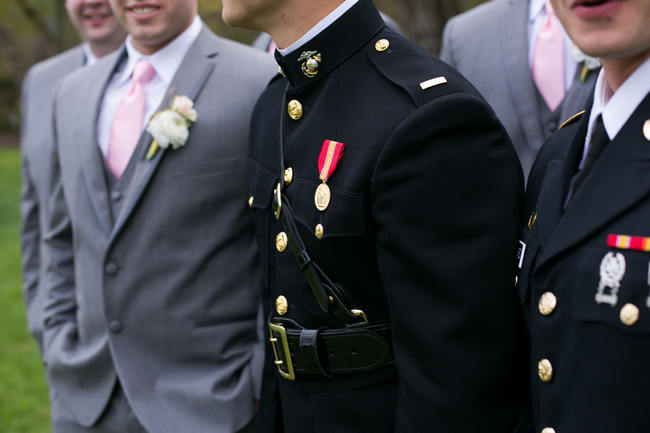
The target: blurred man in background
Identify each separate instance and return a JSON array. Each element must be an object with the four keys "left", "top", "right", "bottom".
[
  {"left": 20, "top": 0, "right": 126, "bottom": 355},
  {"left": 440, "top": 0, "right": 599, "bottom": 181}
]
